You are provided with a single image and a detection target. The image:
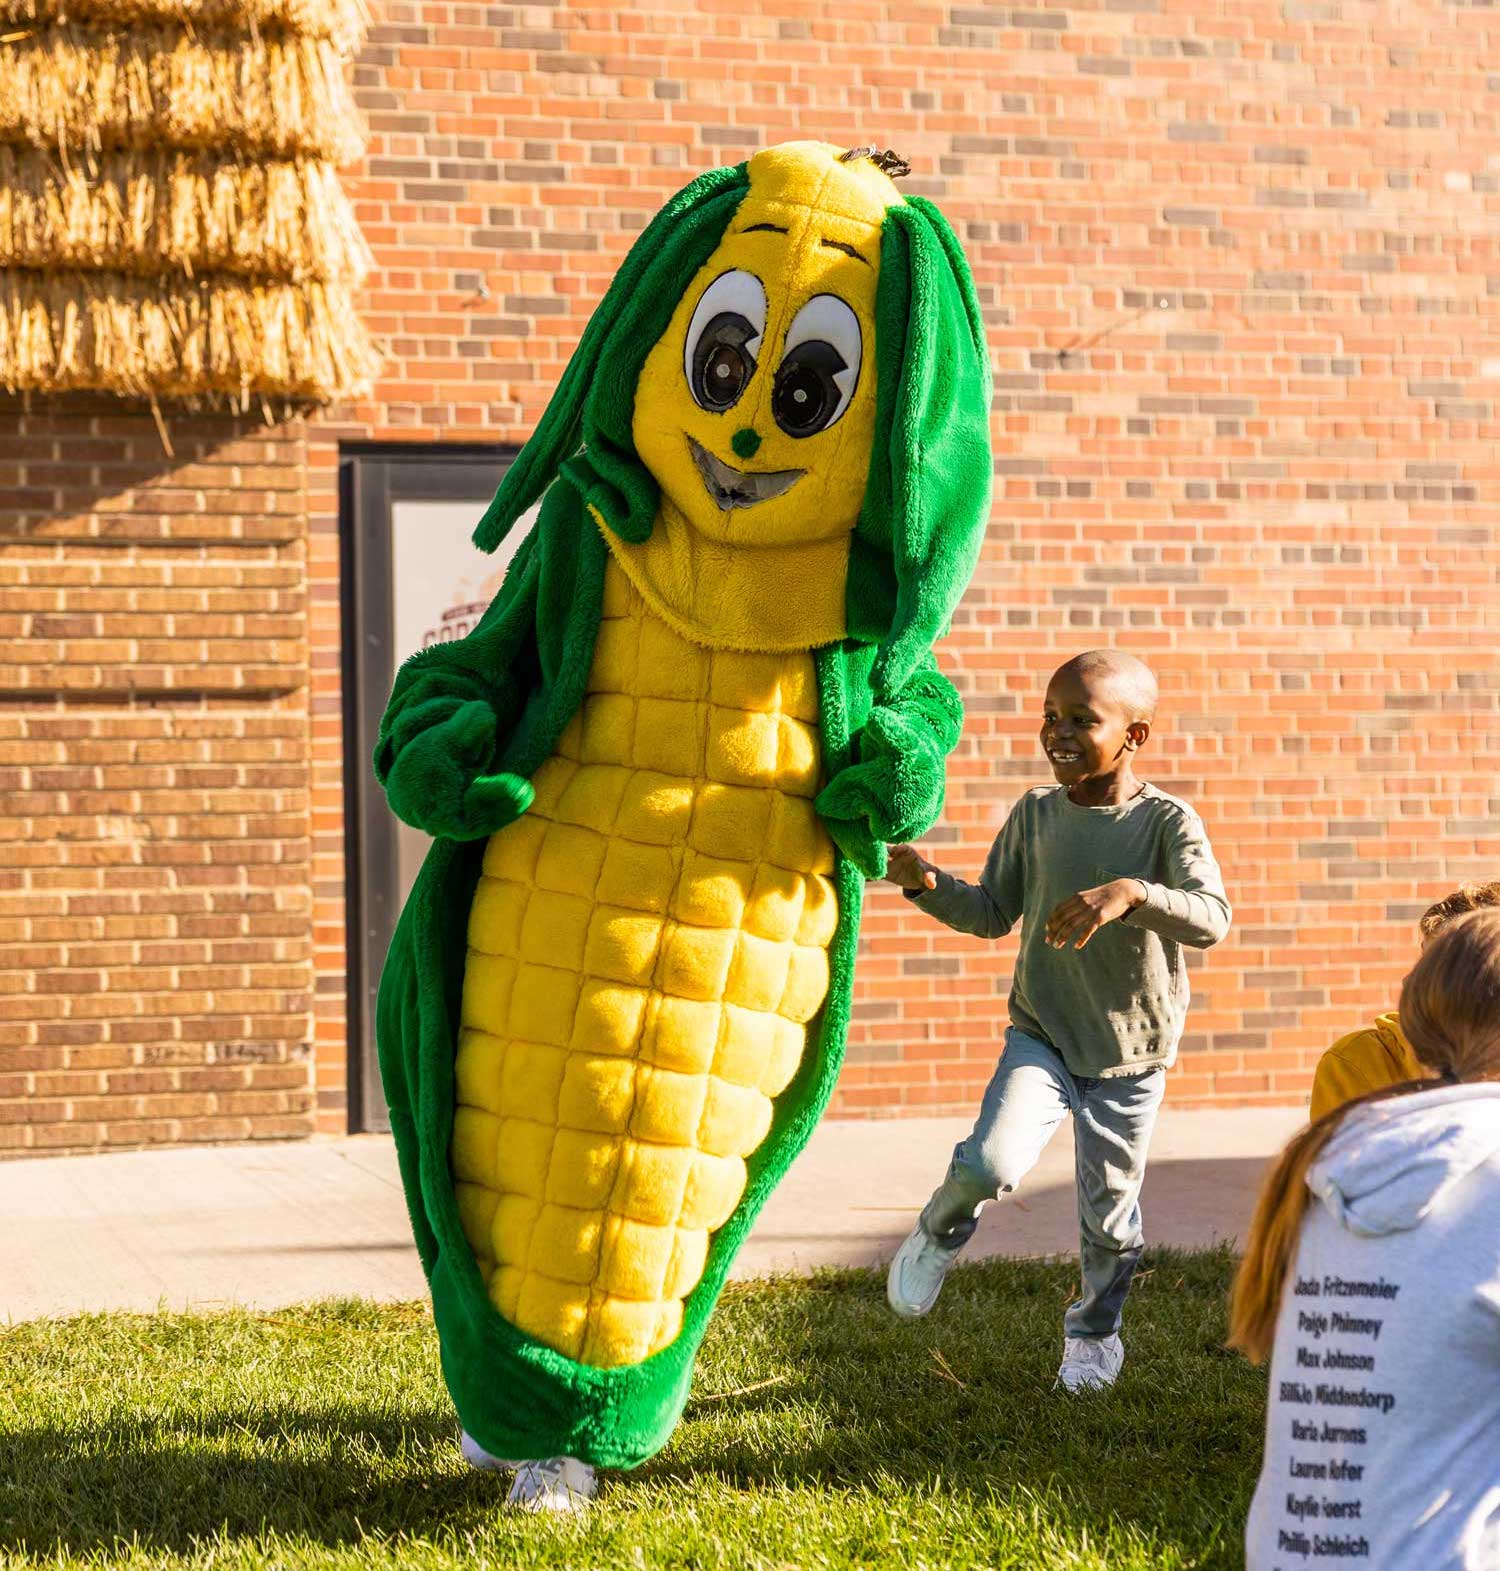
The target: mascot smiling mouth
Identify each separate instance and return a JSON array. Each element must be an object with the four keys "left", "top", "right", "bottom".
[{"left": 687, "top": 435, "right": 804, "bottom": 510}]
